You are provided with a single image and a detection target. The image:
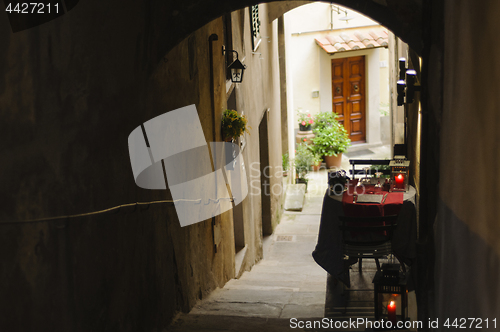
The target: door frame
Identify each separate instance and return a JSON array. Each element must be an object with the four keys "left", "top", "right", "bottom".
[
  {"left": 319, "top": 48, "right": 384, "bottom": 147},
  {"left": 331, "top": 55, "right": 366, "bottom": 143}
]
